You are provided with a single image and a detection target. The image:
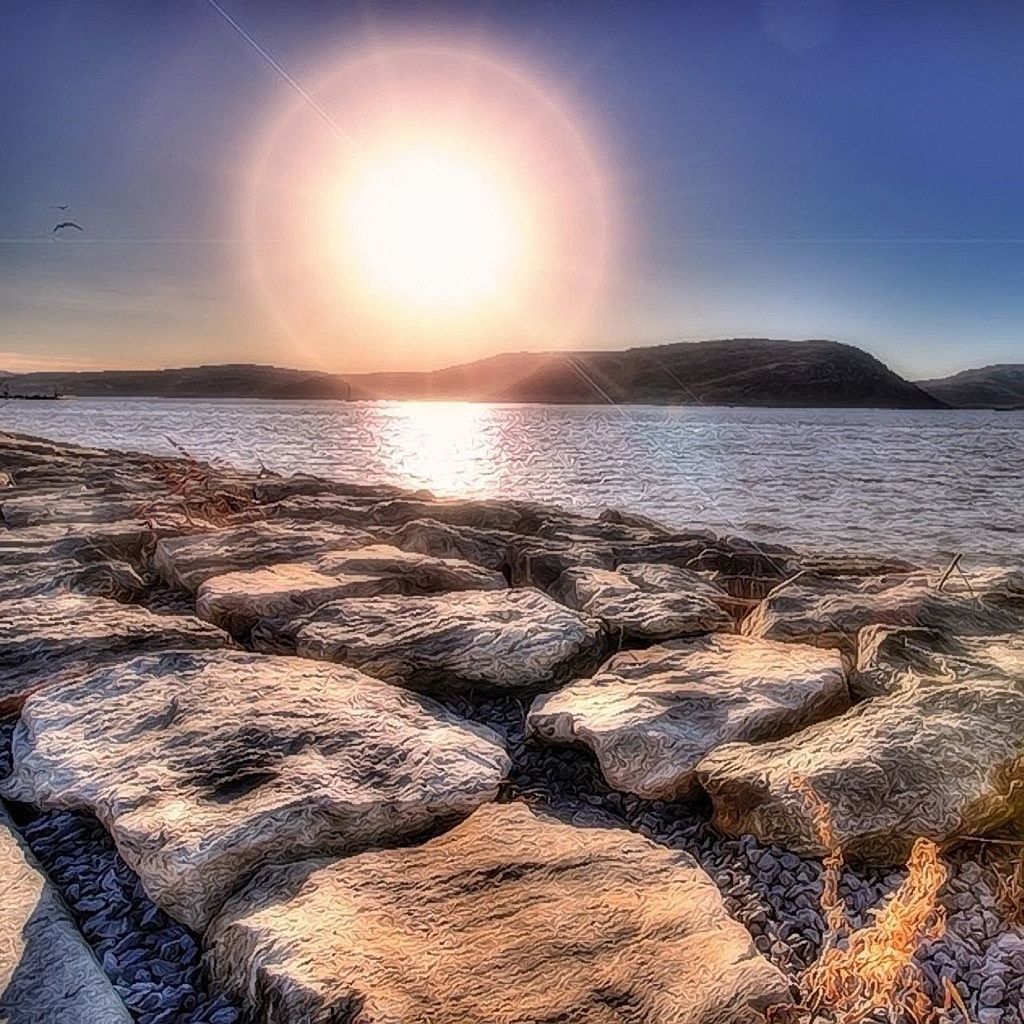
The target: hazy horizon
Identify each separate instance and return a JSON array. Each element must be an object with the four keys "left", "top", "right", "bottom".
[
  {"left": 0, "top": 335, "right": 1014, "bottom": 383},
  {"left": 3, "top": 1, "right": 1023, "bottom": 380}
]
